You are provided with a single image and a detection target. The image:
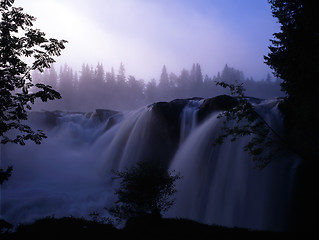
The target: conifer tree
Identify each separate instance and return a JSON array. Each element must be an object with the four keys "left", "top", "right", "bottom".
[
  {"left": 117, "top": 62, "right": 126, "bottom": 86},
  {"left": 265, "top": 0, "right": 319, "bottom": 162},
  {"left": 159, "top": 65, "right": 170, "bottom": 91},
  {"left": 265, "top": 0, "right": 319, "bottom": 230}
]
